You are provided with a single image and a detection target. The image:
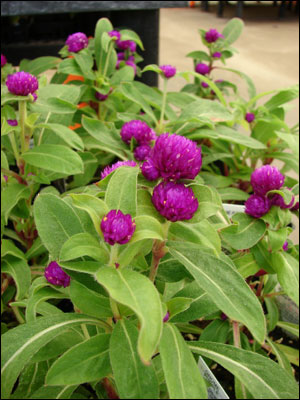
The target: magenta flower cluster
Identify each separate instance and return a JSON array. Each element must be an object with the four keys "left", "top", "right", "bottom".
[
  {"left": 45, "top": 261, "right": 71, "bottom": 287},
  {"left": 245, "top": 165, "right": 296, "bottom": 218},
  {"left": 6, "top": 71, "right": 39, "bottom": 97},
  {"left": 109, "top": 30, "right": 137, "bottom": 74},
  {"left": 101, "top": 210, "right": 136, "bottom": 245},
  {"left": 195, "top": 63, "right": 210, "bottom": 75},
  {"left": 101, "top": 160, "right": 137, "bottom": 180},
  {"left": 160, "top": 65, "right": 176, "bottom": 79},
  {"left": 65, "top": 32, "right": 88, "bottom": 53},
  {"left": 121, "top": 120, "right": 156, "bottom": 145},
  {"left": 1, "top": 54, "right": 7, "bottom": 67},
  {"left": 205, "top": 28, "right": 224, "bottom": 43},
  {"left": 245, "top": 112, "right": 255, "bottom": 123}
]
